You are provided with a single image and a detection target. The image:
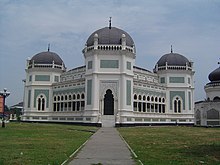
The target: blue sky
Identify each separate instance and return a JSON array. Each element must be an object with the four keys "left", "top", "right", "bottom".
[{"left": 0, "top": 0, "right": 220, "bottom": 106}]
